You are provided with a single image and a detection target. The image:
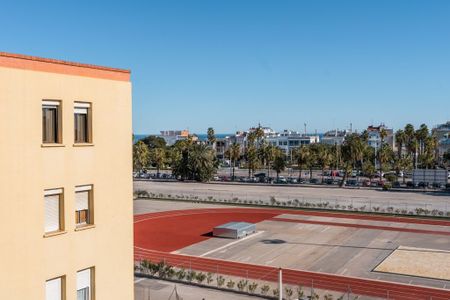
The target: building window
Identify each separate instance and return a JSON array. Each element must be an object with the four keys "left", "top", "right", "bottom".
[
  {"left": 46, "top": 276, "right": 65, "bottom": 300},
  {"left": 77, "top": 268, "right": 94, "bottom": 300},
  {"left": 42, "top": 100, "right": 61, "bottom": 144},
  {"left": 44, "top": 189, "right": 64, "bottom": 234},
  {"left": 74, "top": 102, "right": 92, "bottom": 143},
  {"left": 75, "top": 185, "right": 93, "bottom": 227}
]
